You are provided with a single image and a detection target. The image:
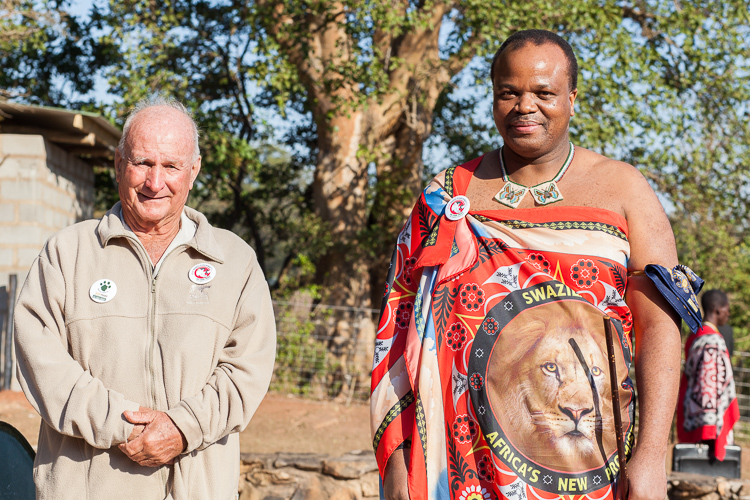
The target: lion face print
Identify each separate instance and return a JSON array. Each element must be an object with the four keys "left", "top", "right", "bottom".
[{"left": 486, "top": 302, "right": 626, "bottom": 472}]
